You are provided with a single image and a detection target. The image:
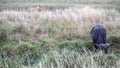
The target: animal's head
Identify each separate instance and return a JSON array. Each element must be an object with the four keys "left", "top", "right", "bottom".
[
  {"left": 95, "top": 43, "right": 112, "bottom": 49},
  {"left": 36, "top": 5, "right": 44, "bottom": 11},
  {"left": 27, "top": 5, "right": 44, "bottom": 12},
  {"left": 38, "top": 5, "right": 42, "bottom": 7}
]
